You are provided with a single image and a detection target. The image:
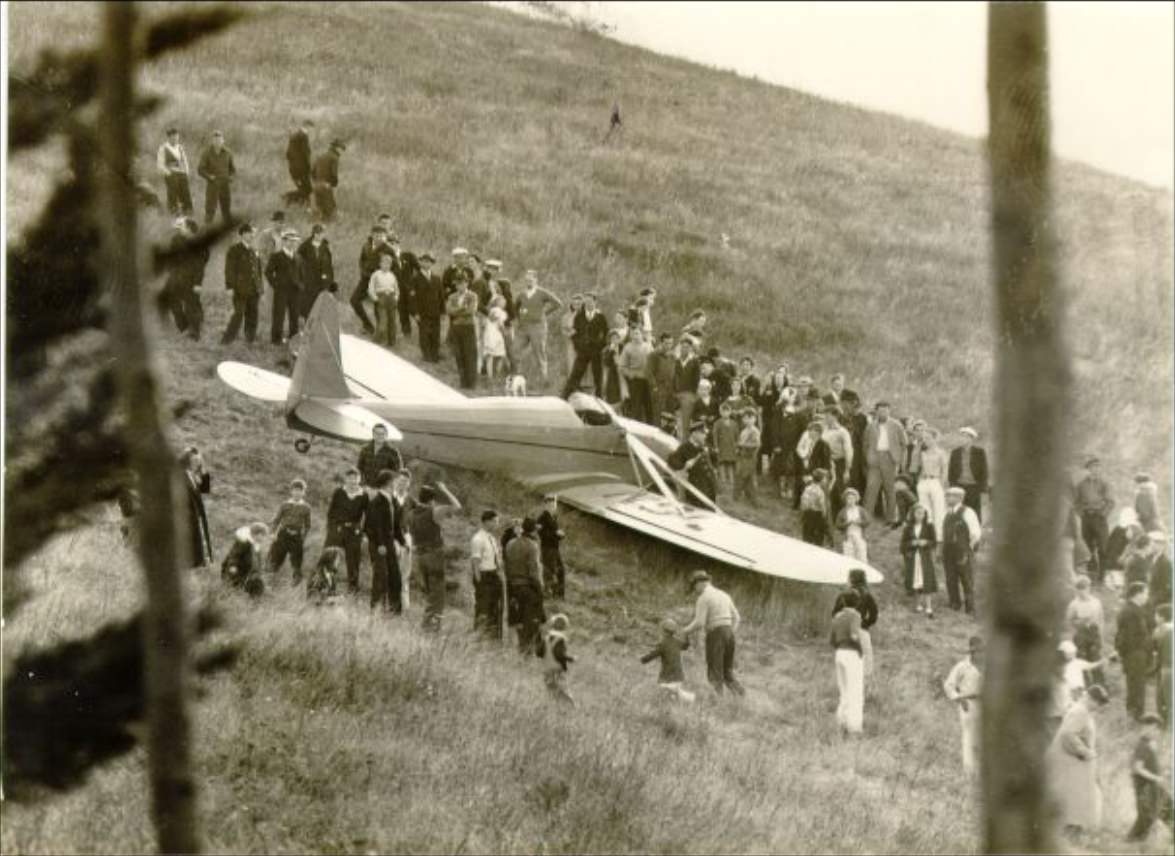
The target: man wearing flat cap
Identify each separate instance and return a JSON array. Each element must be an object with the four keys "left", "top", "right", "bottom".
[
  {"left": 948, "top": 427, "right": 989, "bottom": 522},
  {"left": 942, "top": 486, "right": 982, "bottom": 614},
  {"left": 680, "top": 570, "right": 744, "bottom": 696},
  {"left": 265, "top": 229, "right": 305, "bottom": 344},
  {"left": 311, "top": 139, "right": 345, "bottom": 221},
  {"left": 1074, "top": 456, "right": 1114, "bottom": 584}
]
